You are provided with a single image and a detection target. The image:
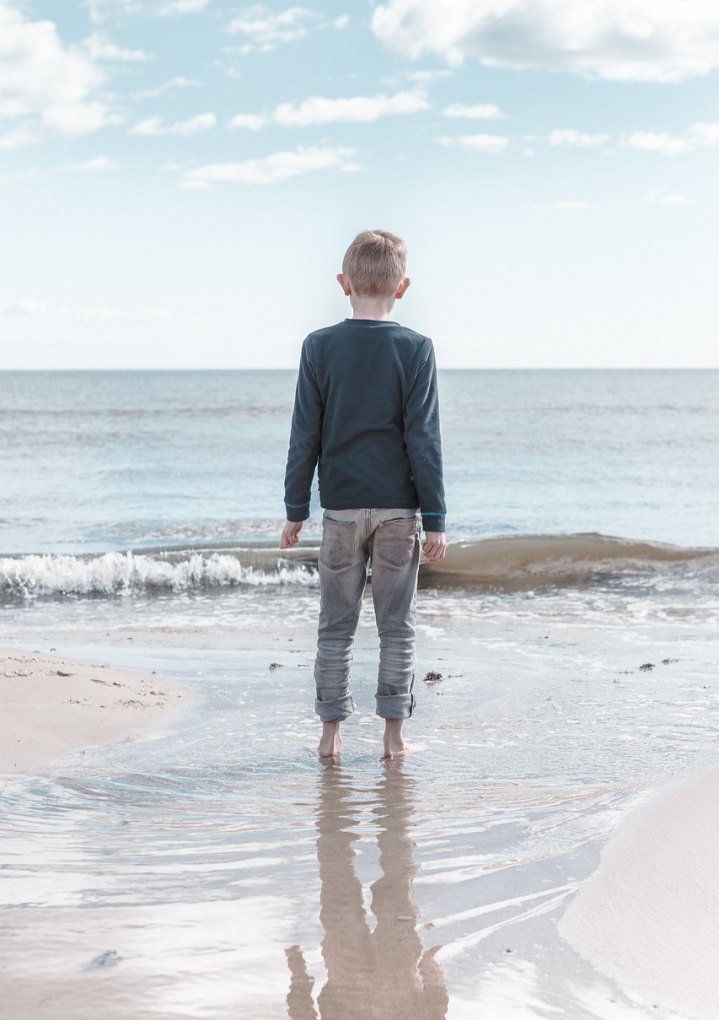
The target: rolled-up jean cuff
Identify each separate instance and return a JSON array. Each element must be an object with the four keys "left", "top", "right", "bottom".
[
  {"left": 315, "top": 694, "right": 355, "bottom": 722},
  {"left": 375, "top": 692, "right": 416, "bottom": 720}
]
